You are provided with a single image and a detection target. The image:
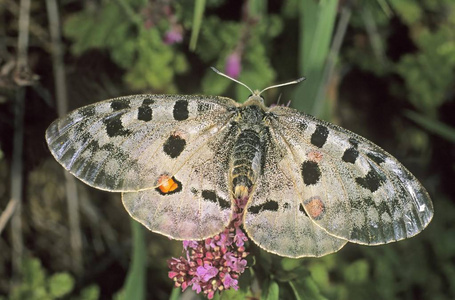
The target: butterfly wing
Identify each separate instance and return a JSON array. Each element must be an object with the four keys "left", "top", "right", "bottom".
[
  {"left": 46, "top": 94, "right": 238, "bottom": 192},
  {"left": 122, "top": 123, "right": 237, "bottom": 240},
  {"left": 243, "top": 132, "right": 347, "bottom": 258},
  {"left": 267, "top": 106, "right": 433, "bottom": 245}
]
